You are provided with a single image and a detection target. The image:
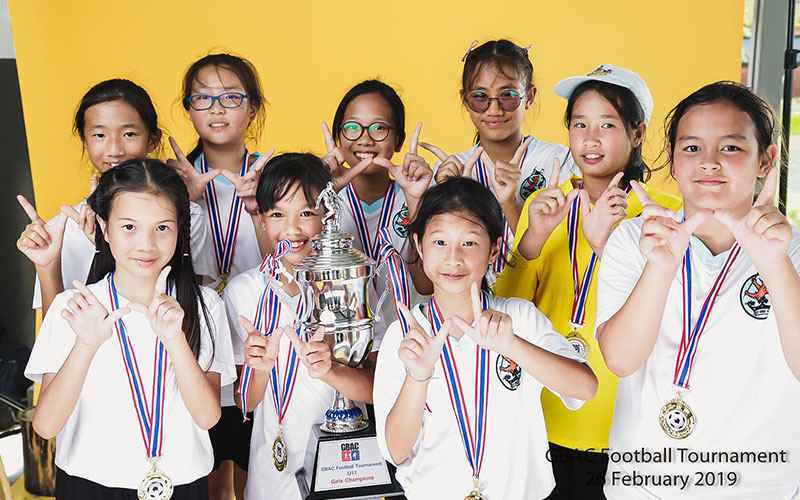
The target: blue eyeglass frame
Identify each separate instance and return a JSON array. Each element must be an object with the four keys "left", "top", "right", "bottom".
[{"left": 185, "top": 92, "right": 249, "bottom": 111}]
